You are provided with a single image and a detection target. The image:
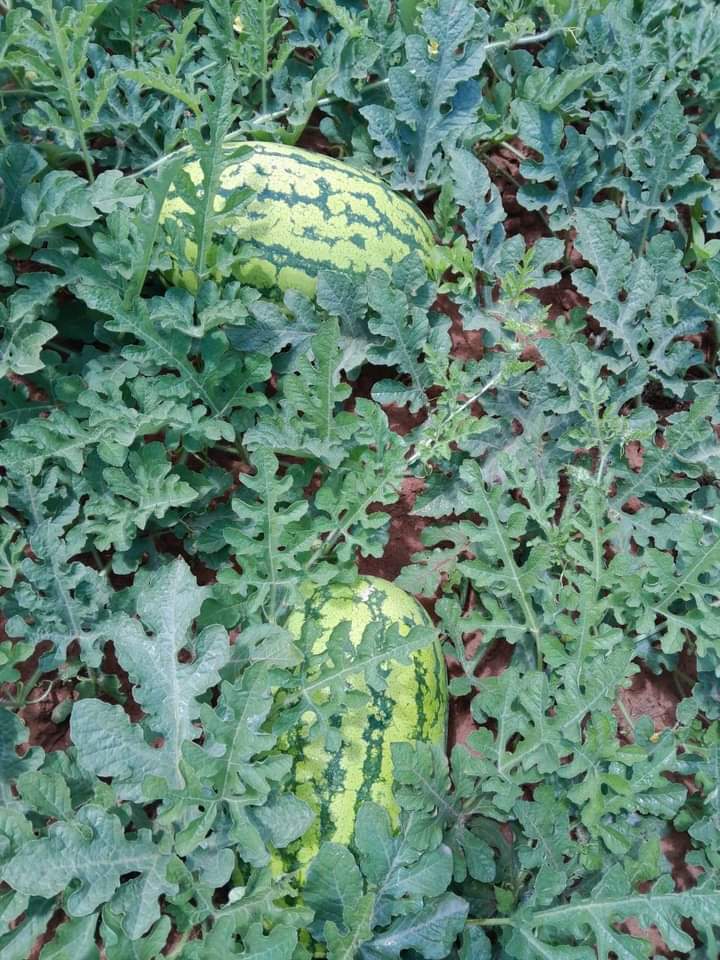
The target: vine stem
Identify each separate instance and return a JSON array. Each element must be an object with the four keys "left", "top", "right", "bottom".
[
  {"left": 500, "top": 141, "right": 527, "bottom": 163},
  {"left": 466, "top": 917, "right": 514, "bottom": 927},
  {"left": 0, "top": 666, "right": 44, "bottom": 708},
  {"left": 46, "top": 5, "right": 95, "bottom": 182},
  {"left": 484, "top": 24, "right": 568, "bottom": 52},
  {"left": 616, "top": 694, "right": 636, "bottom": 738},
  {"left": 125, "top": 25, "right": 571, "bottom": 182},
  {"left": 408, "top": 368, "right": 505, "bottom": 469}
]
